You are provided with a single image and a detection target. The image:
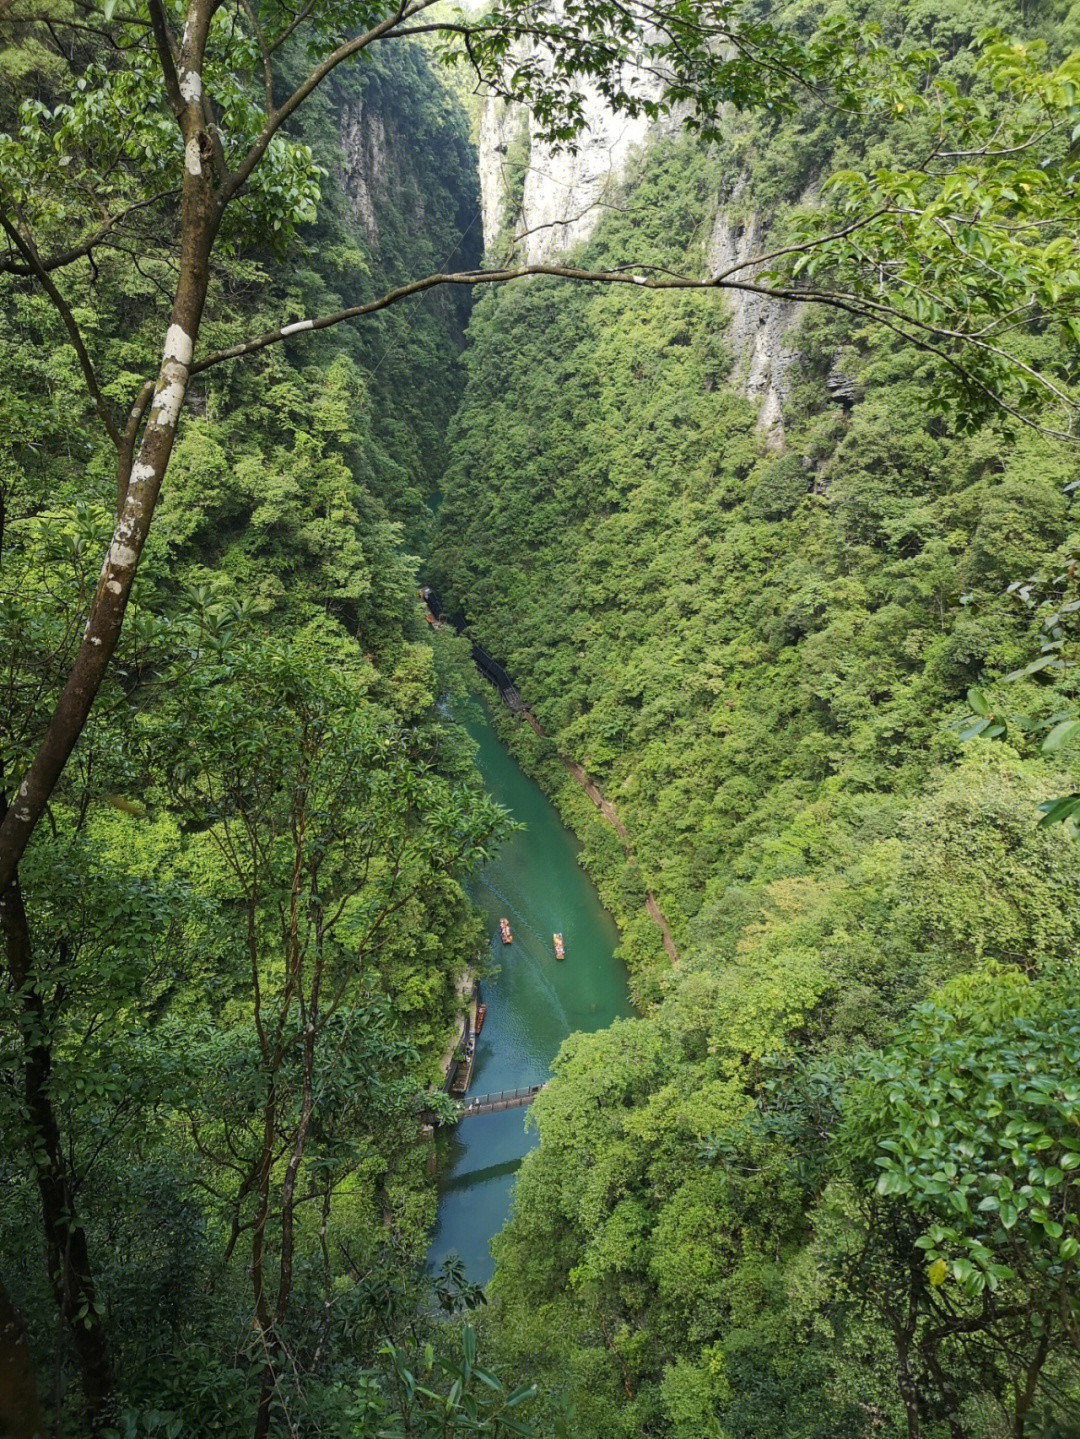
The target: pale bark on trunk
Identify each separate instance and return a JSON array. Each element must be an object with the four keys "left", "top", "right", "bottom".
[
  {"left": 0, "top": 0, "right": 220, "bottom": 898},
  {"left": 0, "top": 14, "right": 222, "bottom": 1425}
]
